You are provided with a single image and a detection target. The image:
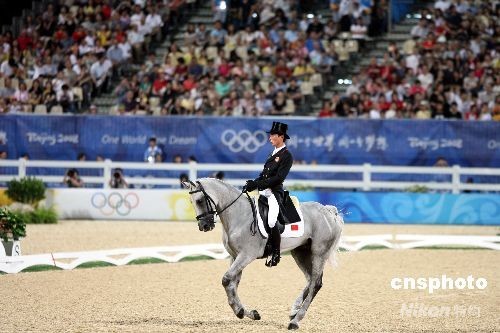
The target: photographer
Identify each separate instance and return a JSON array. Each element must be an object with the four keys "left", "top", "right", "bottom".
[
  {"left": 109, "top": 168, "right": 128, "bottom": 189},
  {"left": 64, "top": 168, "right": 83, "bottom": 188}
]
